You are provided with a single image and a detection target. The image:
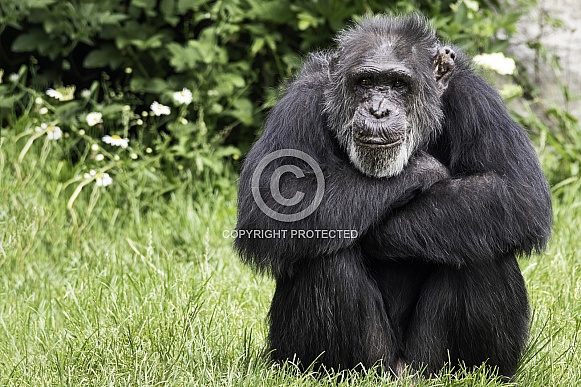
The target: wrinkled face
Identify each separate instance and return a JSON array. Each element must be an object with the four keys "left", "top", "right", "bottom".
[
  {"left": 347, "top": 57, "right": 416, "bottom": 177},
  {"left": 324, "top": 16, "right": 449, "bottom": 178}
]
